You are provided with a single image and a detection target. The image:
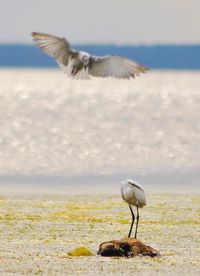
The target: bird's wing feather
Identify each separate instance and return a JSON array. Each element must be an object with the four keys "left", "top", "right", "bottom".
[
  {"left": 31, "top": 32, "right": 78, "bottom": 66},
  {"left": 88, "top": 55, "right": 149, "bottom": 79},
  {"left": 130, "top": 184, "right": 147, "bottom": 207}
]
